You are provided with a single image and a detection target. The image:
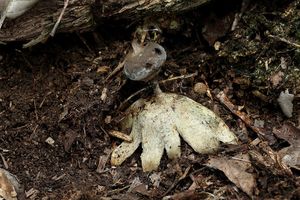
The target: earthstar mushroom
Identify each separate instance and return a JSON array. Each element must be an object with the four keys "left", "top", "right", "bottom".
[{"left": 111, "top": 88, "right": 238, "bottom": 171}]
